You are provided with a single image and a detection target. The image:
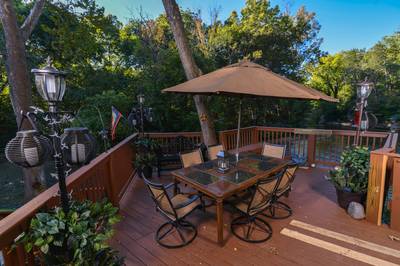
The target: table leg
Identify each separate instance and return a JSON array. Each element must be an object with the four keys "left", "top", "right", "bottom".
[{"left": 216, "top": 199, "right": 224, "bottom": 246}]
